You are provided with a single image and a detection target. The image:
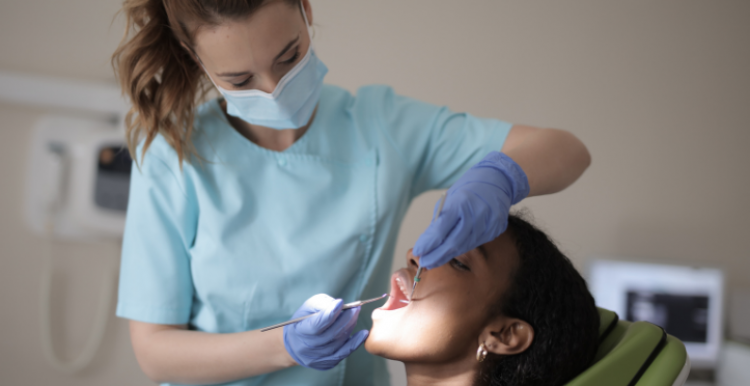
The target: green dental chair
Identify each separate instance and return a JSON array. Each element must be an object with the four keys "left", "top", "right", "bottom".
[{"left": 565, "top": 308, "right": 691, "bottom": 386}]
